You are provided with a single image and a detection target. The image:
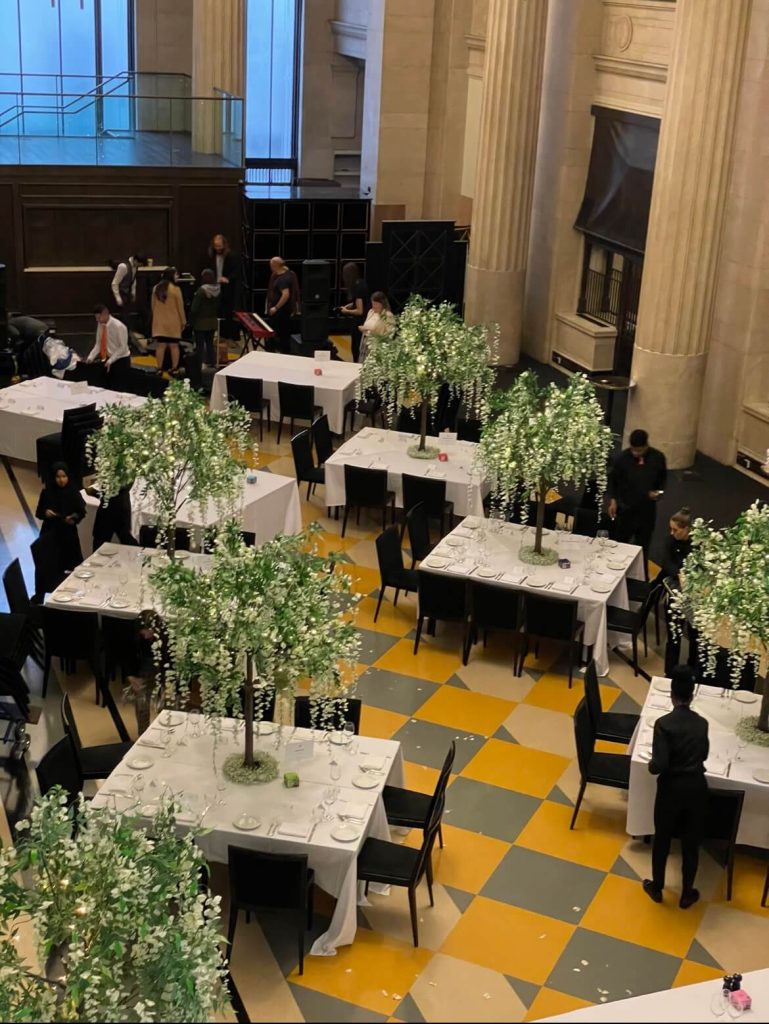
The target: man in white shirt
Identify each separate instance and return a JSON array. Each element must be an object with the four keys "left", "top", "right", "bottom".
[
  {"left": 88, "top": 304, "right": 131, "bottom": 390},
  {"left": 111, "top": 253, "right": 141, "bottom": 308}
]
